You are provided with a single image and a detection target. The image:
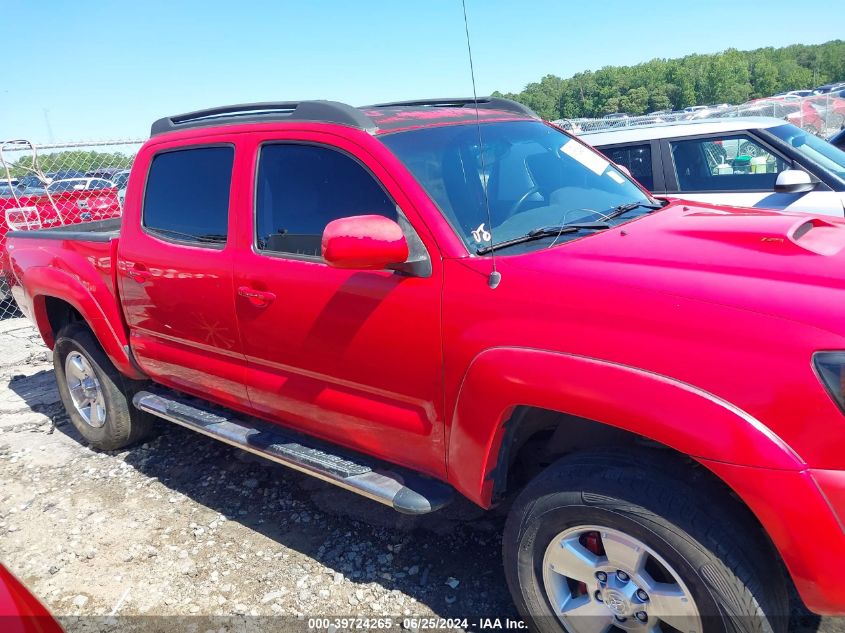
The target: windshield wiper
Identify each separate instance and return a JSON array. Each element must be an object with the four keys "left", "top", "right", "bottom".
[
  {"left": 476, "top": 222, "right": 609, "bottom": 255},
  {"left": 147, "top": 227, "right": 227, "bottom": 244},
  {"left": 602, "top": 200, "right": 664, "bottom": 222}
]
